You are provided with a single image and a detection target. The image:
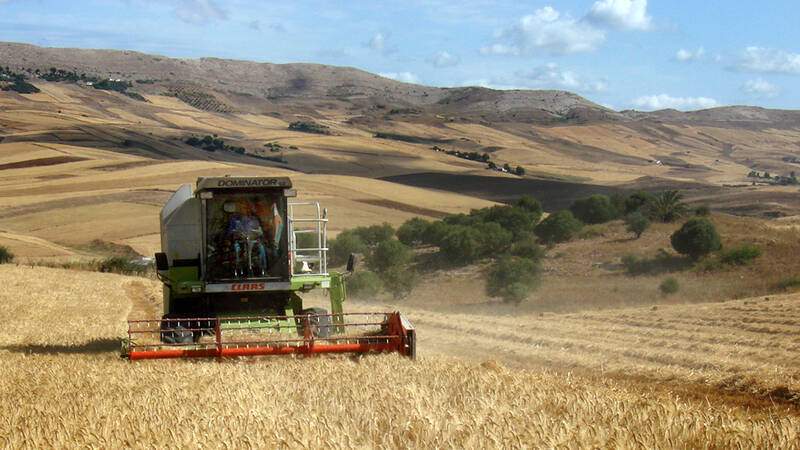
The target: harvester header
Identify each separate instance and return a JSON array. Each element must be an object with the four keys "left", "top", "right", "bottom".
[{"left": 122, "top": 175, "right": 415, "bottom": 361}]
